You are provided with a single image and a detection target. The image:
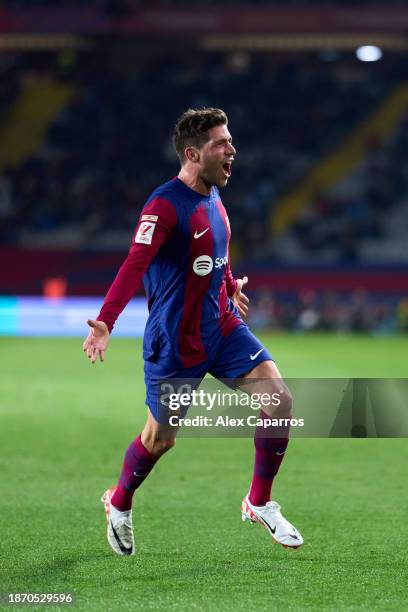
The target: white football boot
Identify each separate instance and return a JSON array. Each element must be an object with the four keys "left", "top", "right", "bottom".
[
  {"left": 101, "top": 487, "right": 135, "bottom": 556},
  {"left": 241, "top": 495, "right": 303, "bottom": 549}
]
